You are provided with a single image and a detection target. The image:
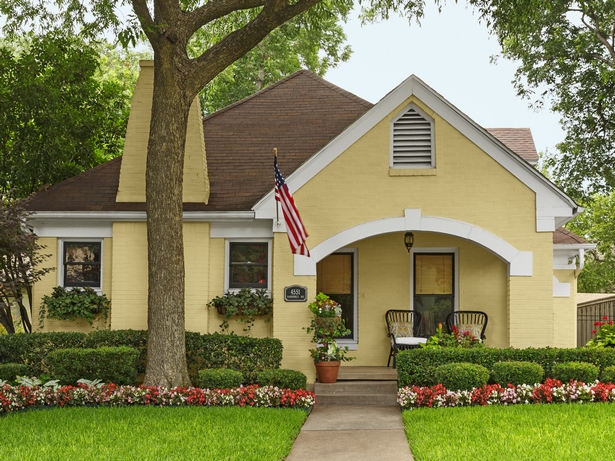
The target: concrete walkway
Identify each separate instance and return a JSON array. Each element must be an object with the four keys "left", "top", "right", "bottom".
[{"left": 286, "top": 405, "right": 415, "bottom": 460}]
